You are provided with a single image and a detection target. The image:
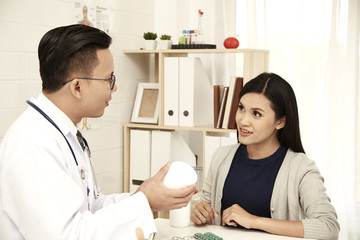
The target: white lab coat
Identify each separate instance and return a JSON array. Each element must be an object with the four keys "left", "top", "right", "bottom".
[{"left": 0, "top": 93, "right": 156, "bottom": 240}]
